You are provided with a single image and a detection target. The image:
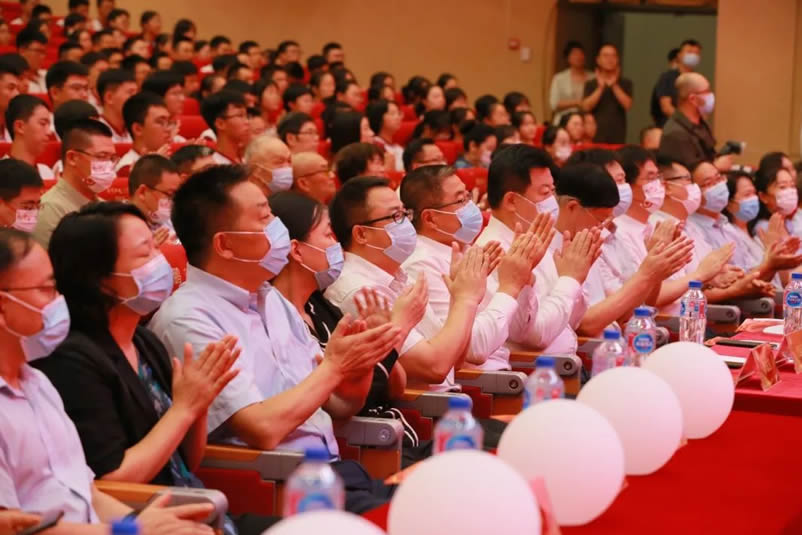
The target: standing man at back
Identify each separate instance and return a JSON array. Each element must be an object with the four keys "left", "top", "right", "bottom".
[
  {"left": 650, "top": 39, "right": 702, "bottom": 127},
  {"left": 581, "top": 43, "right": 633, "bottom": 144}
]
